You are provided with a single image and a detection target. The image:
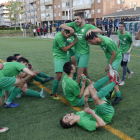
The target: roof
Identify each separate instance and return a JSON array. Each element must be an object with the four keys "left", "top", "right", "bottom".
[{"left": 104, "top": 7, "right": 140, "bottom": 17}]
